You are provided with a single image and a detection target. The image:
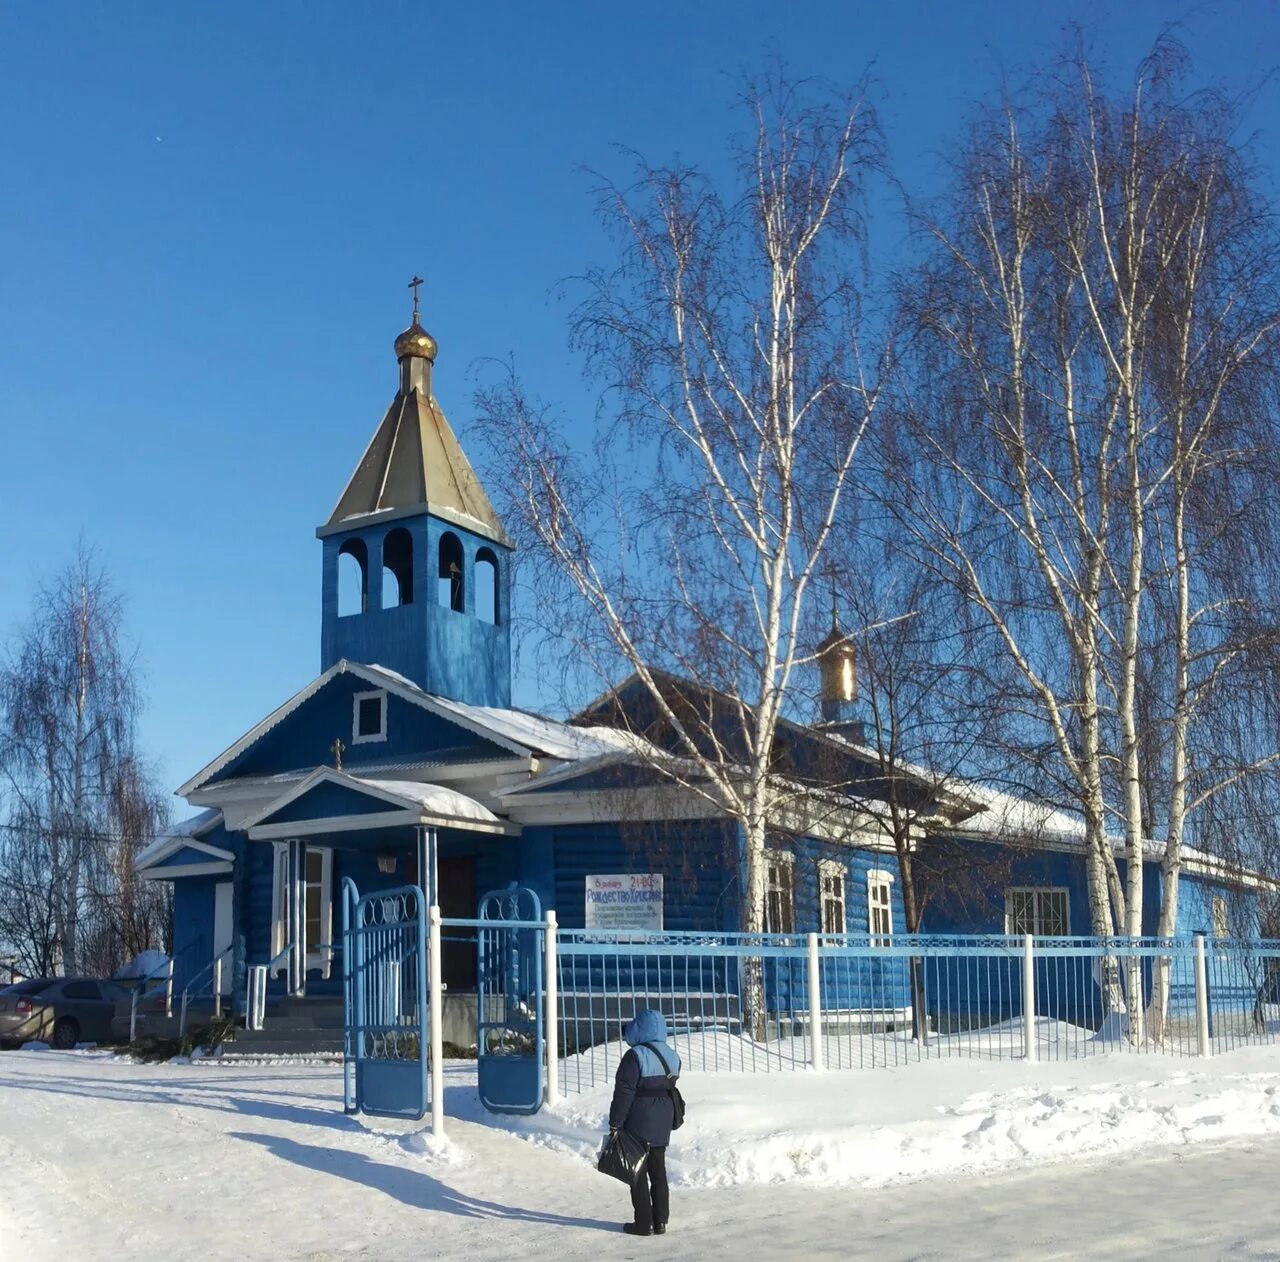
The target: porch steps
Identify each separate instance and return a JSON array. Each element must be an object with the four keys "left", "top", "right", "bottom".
[{"left": 229, "top": 996, "right": 346, "bottom": 1056}]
